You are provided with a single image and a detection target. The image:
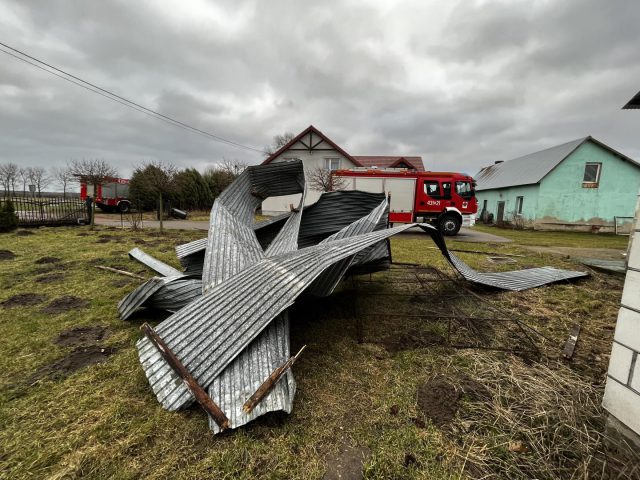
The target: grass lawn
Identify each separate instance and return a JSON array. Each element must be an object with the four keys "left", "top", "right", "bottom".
[
  {"left": 0, "top": 226, "right": 636, "bottom": 479},
  {"left": 473, "top": 223, "right": 630, "bottom": 249}
]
